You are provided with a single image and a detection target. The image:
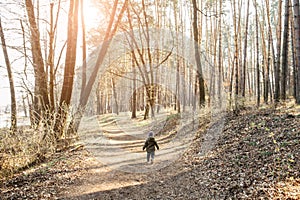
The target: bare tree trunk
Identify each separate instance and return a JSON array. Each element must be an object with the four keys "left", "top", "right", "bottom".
[
  {"left": 293, "top": 0, "right": 300, "bottom": 104},
  {"left": 25, "top": 0, "right": 50, "bottom": 123},
  {"left": 80, "top": 0, "right": 87, "bottom": 100},
  {"left": 229, "top": 62, "right": 235, "bottom": 109},
  {"left": 173, "top": 0, "right": 181, "bottom": 113},
  {"left": 111, "top": 78, "right": 119, "bottom": 115},
  {"left": 193, "top": 75, "right": 198, "bottom": 111},
  {"left": 176, "top": 61, "right": 181, "bottom": 113},
  {"left": 48, "top": 2, "right": 56, "bottom": 111},
  {"left": 281, "top": 0, "right": 290, "bottom": 101},
  {"left": 192, "top": 0, "right": 205, "bottom": 107},
  {"left": 241, "top": 0, "right": 250, "bottom": 99},
  {"left": 96, "top": 88, "right": 101, "bottom": 115},
  {"left": 59, "top": 0, "right": 79, "bottom": 105},
  {"left": 217, "top": 0, "right": 223, "bottom": 104},
  {"left": 291, "top": 13, "right": 298, "bottom": 99},
  {"left": 258, "top": 7, "right": 268, "bottom": 104},
  {"left": 0, "top": 18, "right": 17, "bottom": 132},
  {"left": 265, "top": 0, "right": 276, "bottom": 103},
  {"left": 54, "top": 0, "right": 80, "bottom": 138},
  {"left": 254, "top": 0, "right": 260, "bottom": 107},
  {"left": 264, "top": 34, "right": 270, "bottom": 104},
  {"left": 131, "top": 52, "right": 137, "bottom": 119},
  {"left": 232, "top": 0, "right": 241, "bottom": 111},
  {"left": 275, "top": 0, "right": 283, "bottom": 102},
  {"left": 22, "top": 94, "right": 28, "bottom": 118}
]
